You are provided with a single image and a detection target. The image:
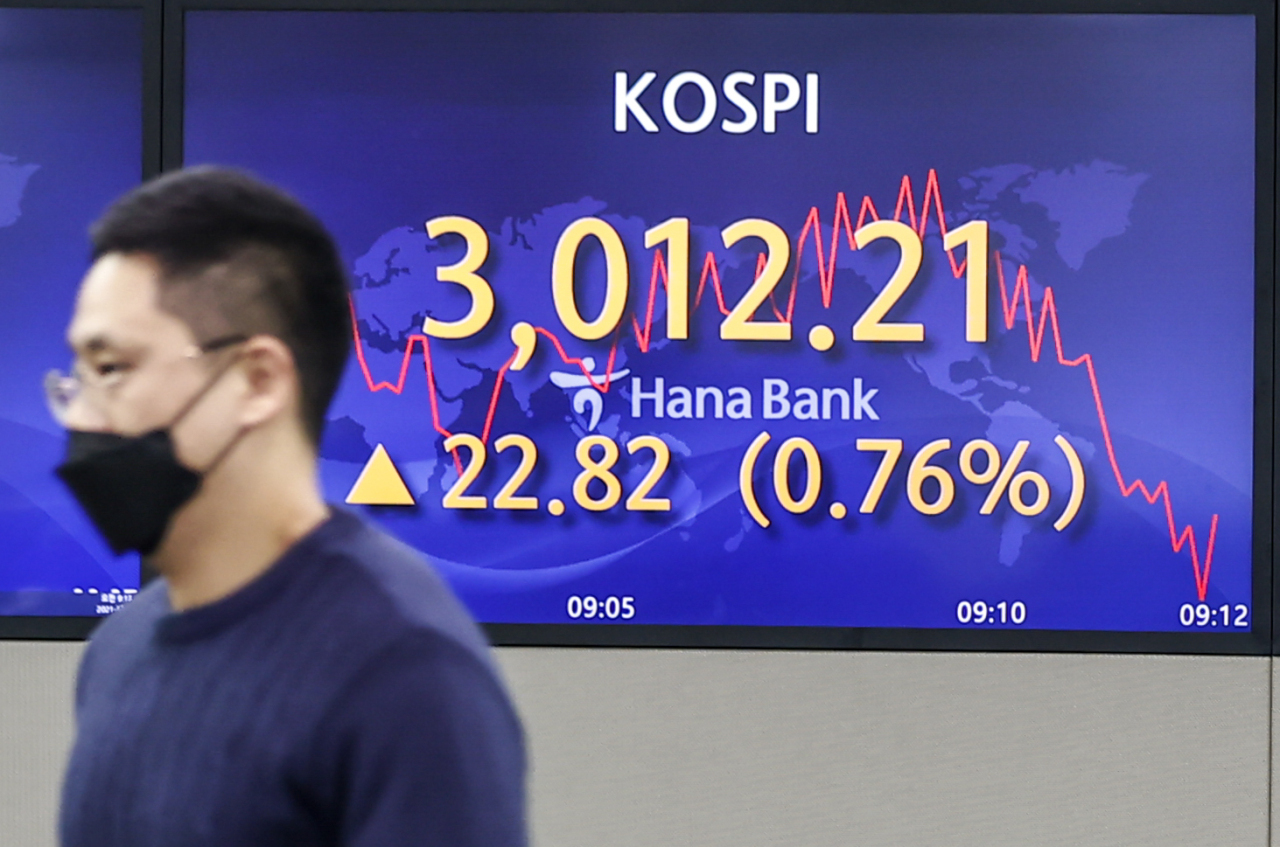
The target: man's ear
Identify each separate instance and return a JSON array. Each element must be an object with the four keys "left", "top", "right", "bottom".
[{"left": 237, "top": 335, "right": 298, "bottom": 428}]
